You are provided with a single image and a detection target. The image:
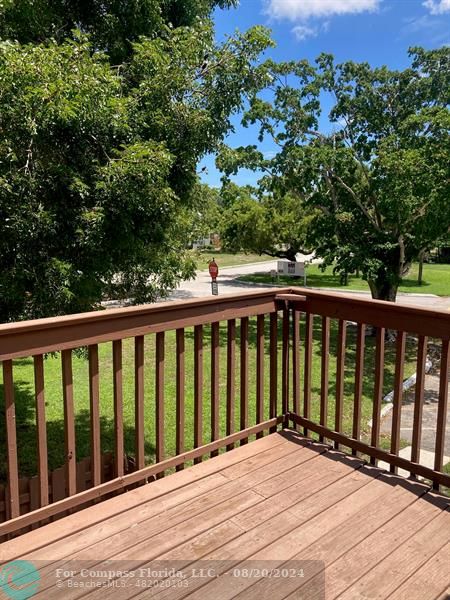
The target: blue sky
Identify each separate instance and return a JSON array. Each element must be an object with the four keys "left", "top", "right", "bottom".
[{"left": 199, "top": 0, "right": 450, "bottom": 187}]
